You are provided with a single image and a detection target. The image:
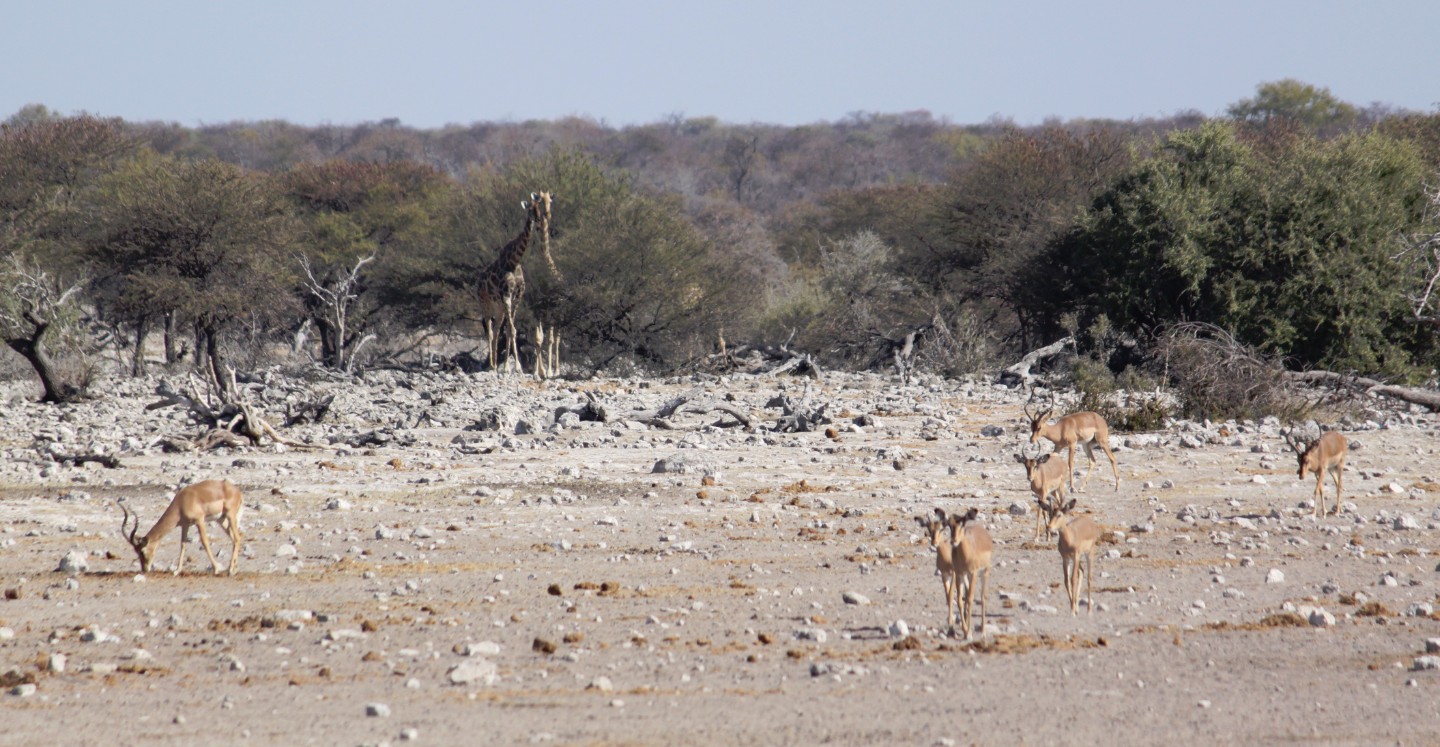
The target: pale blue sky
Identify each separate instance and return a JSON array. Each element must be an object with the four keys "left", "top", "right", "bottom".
[{"left": 3, "top": 1, "right": 1435, "bottom": 128}]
